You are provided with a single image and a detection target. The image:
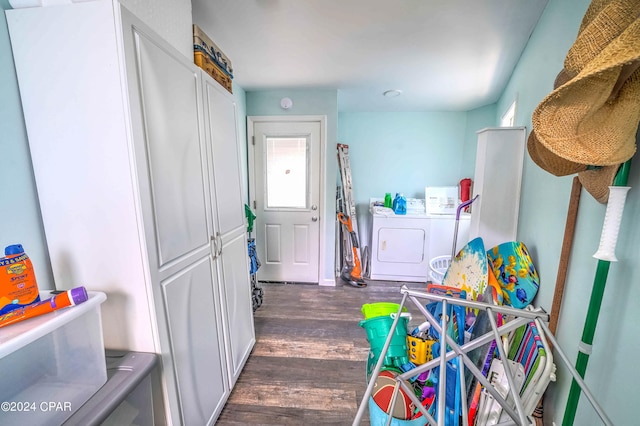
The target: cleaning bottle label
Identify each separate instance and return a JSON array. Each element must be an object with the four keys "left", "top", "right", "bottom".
[
  {"left": 394, "top": 194, "right": 407, "bottom": 215},
  {"left": 0, "top": 245, "right": 41, "bottom": 315}
]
